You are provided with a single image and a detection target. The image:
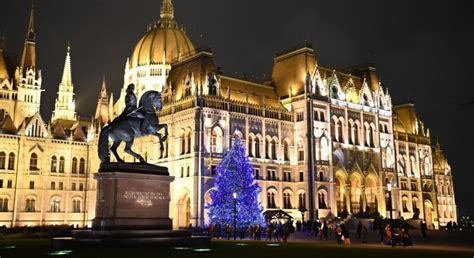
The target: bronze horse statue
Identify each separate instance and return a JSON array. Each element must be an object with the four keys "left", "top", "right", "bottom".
[{"left": 98, "top": 90, "right": 168, "bottom": 163}]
